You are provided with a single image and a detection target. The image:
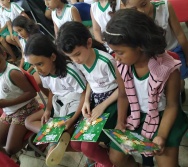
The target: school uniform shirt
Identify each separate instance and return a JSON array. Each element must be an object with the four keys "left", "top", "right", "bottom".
[
  {"left": 2, "top": 2, "right": 24, "bottom": 22},
  {"left": 151, "top": 0, "right": 178, "bottom": 50},
  {"left": 75, "top": 49, "right": 118, "bottom": 94},
  {"left": 19, "top": 38, "right": 27, "bottom": 61},
  {"left": 0, "top": 63, "right": 32, "bottom": 115},
  {"left": 0, "top": 6, "right": 6, "bottom": 28},
  {"left": 91, "top": 0, "right": 120, "bottom": 33},
  {"left": 51, "top": 4, "right": 75, "bottom": 29},
  {"left": 40, "top": 62, "right": 86, "bottom": 97}
]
